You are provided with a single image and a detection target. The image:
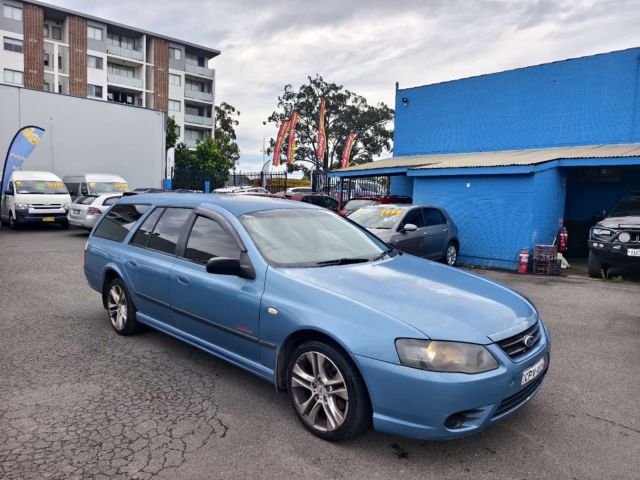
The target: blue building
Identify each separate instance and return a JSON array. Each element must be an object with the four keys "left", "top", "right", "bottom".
[{"left": 331, "top": 48, "right": 640, "bottom": 270}]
